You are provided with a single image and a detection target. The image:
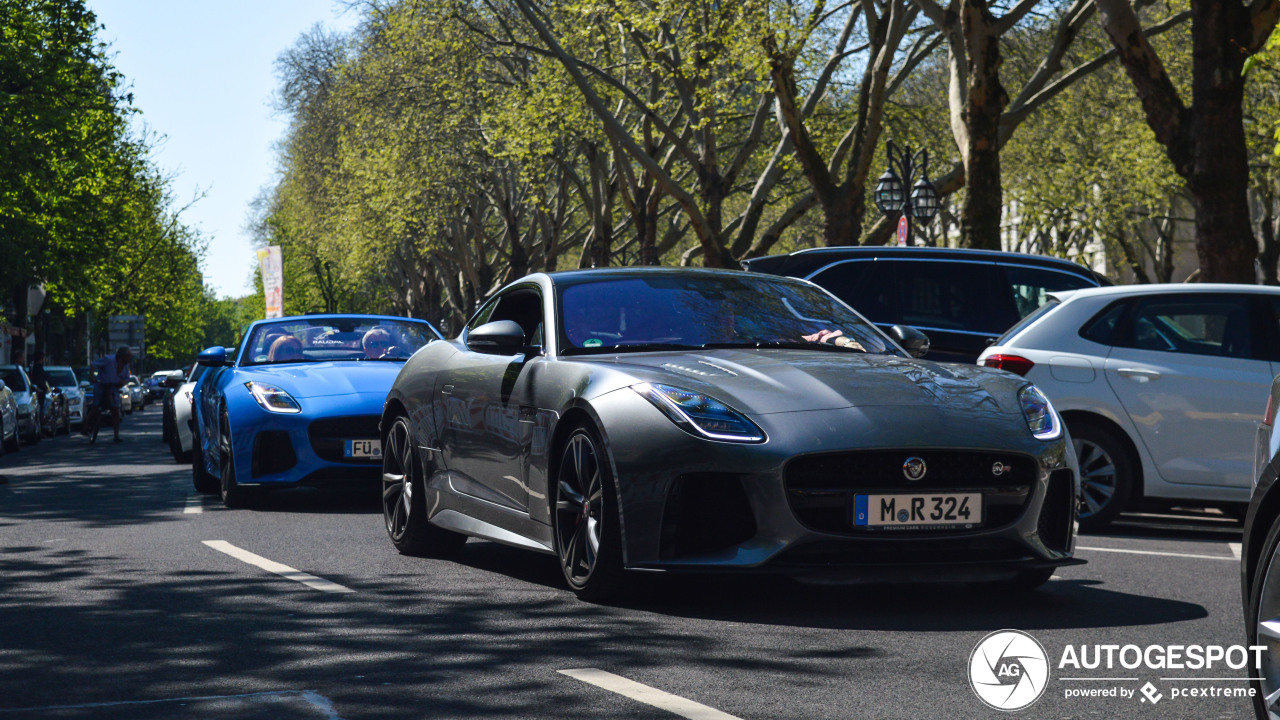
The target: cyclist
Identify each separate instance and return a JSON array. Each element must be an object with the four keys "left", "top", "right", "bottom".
[{"left": 90, "top": 346, "right": 132, "bottom": 444}]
